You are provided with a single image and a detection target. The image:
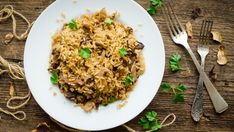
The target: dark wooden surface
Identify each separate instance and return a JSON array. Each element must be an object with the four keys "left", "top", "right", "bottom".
[{"left": 0, "top": 0, "right": 234, "bottom": 131}]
